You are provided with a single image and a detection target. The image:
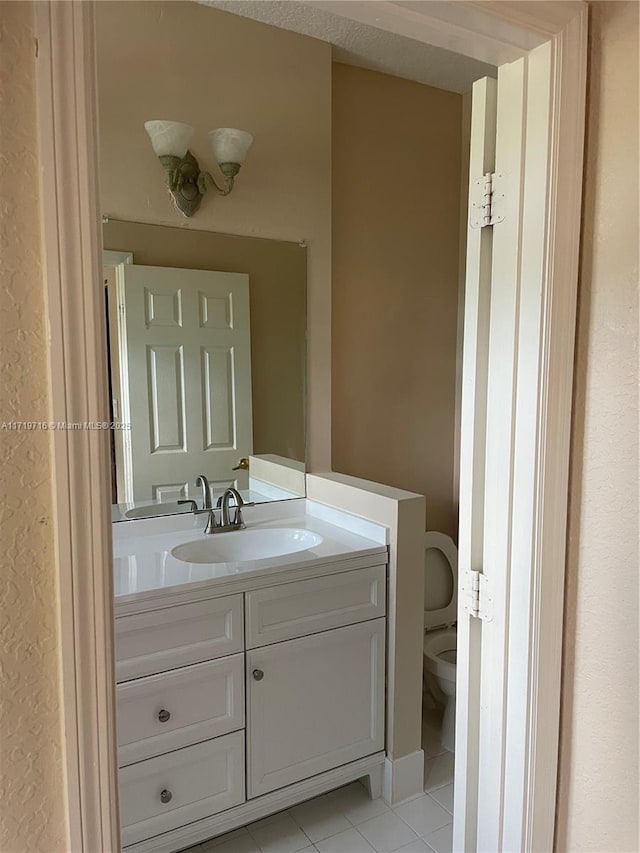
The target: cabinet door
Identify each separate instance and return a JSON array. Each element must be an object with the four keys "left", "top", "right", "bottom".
[{"left": 247, "top": 619, "right": 385, "bottom": 798}]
